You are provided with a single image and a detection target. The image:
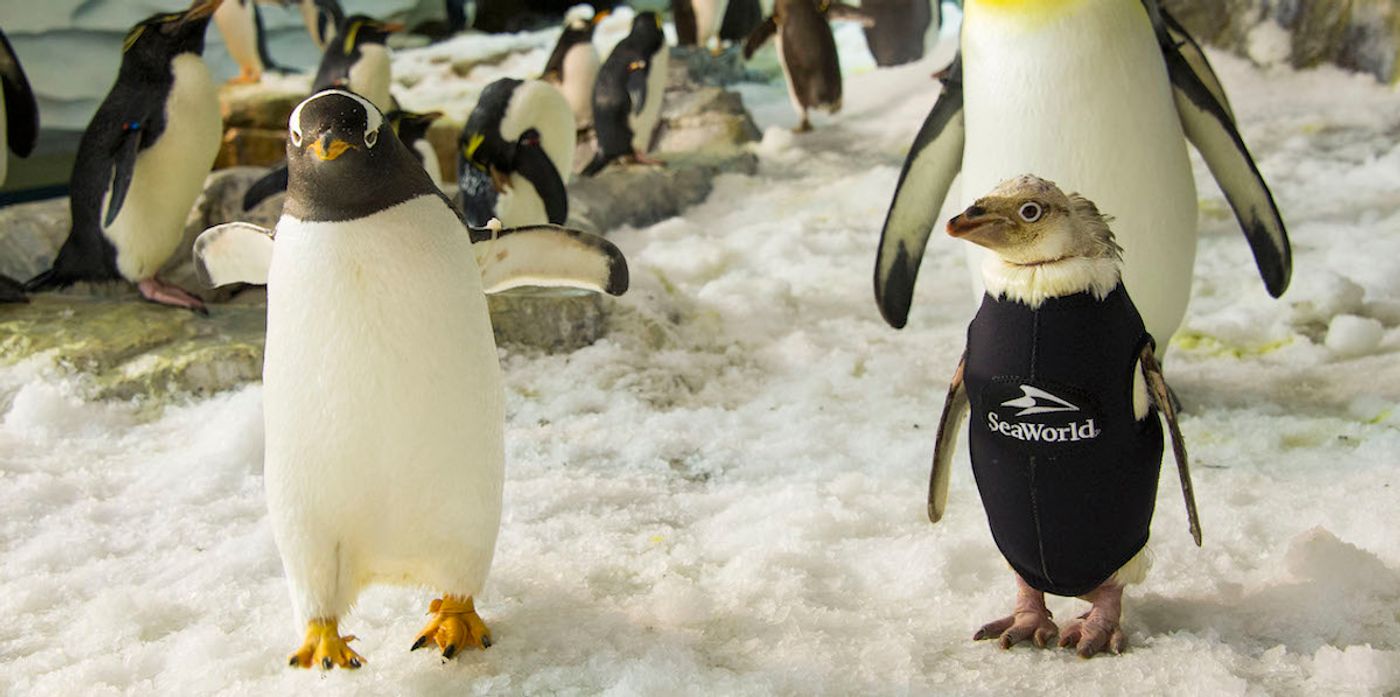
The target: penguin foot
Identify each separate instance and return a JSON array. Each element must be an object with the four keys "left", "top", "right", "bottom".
[
  {"left": 229, "top": 66, "right": 262, "bottom": 85},
  {"left": 792, "top": 119, "right": 813, "bottom": 134},
  {"left": 974, "top": 574, "right": 1058, "bottom": 649},
  {"left": 137, "top": 278, "right": 208, "bottom": 315},
  {"left": 288, "top": 618, "right": 364, "bottom": 670},
  {"left": 411, "top": 595, "right": 492, "bottom": 660},
  {"left": 628, "top": 151, "right": 665, "bottom": 168},
  {"left": 1059, "top": 583, "right": 1127, "bottom": 658}
]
